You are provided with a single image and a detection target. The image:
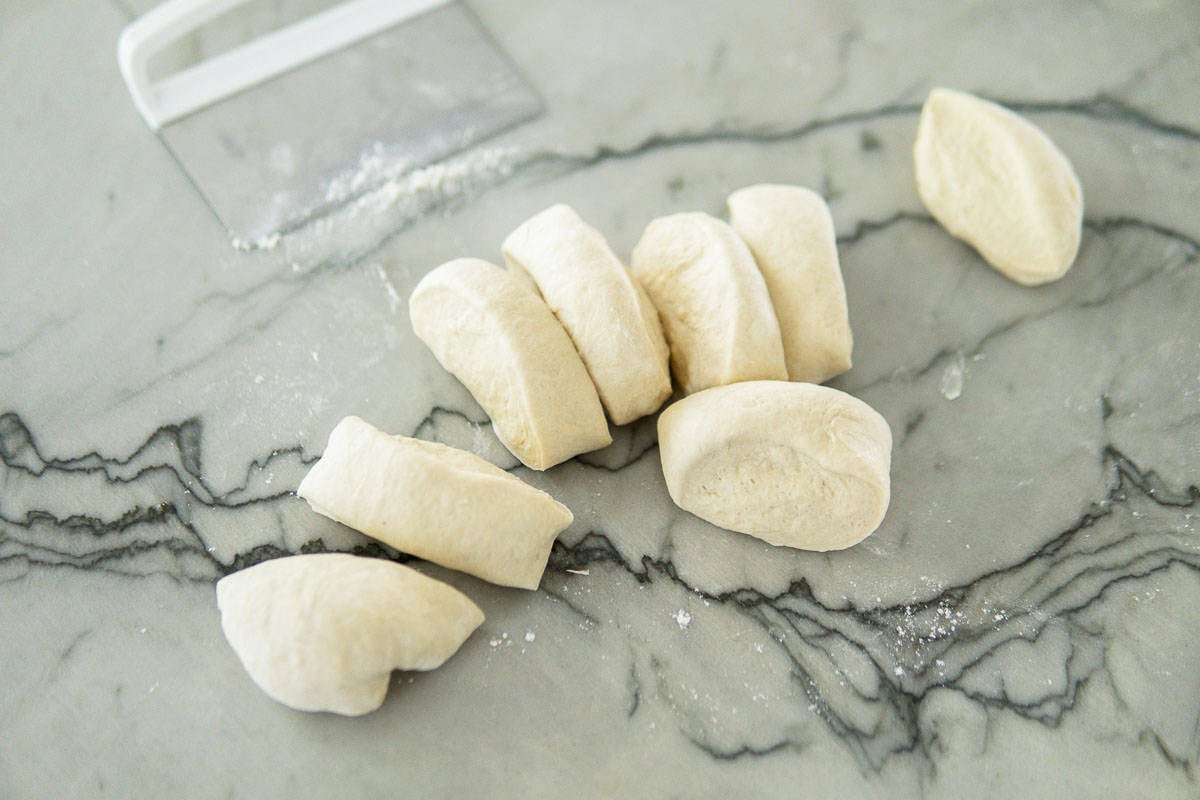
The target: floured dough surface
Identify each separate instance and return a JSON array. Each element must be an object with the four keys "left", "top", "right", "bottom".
[
  {"left": 503, "top": 204, "right": 671, "bottom": 425},
  {"left": 216, "top": 553, "right": 484, "bottom": 716},
  {"left": 728, "top": 184, "right": 853, "bottom": 384},
  {"left": 657, "top": 380, "right": 892, "bottom": 551},
  {"left": 914, "top": 87, "right": 1083, "bottom": 286},
  {"left": 409, "top": 257, "right": 611, "bottom": 469},
  {"left": 298, "top": 416, "right": 573, "bottom": 590},
  {"left": 631, "top": 212, "right": 786, "bottom": 395}
]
